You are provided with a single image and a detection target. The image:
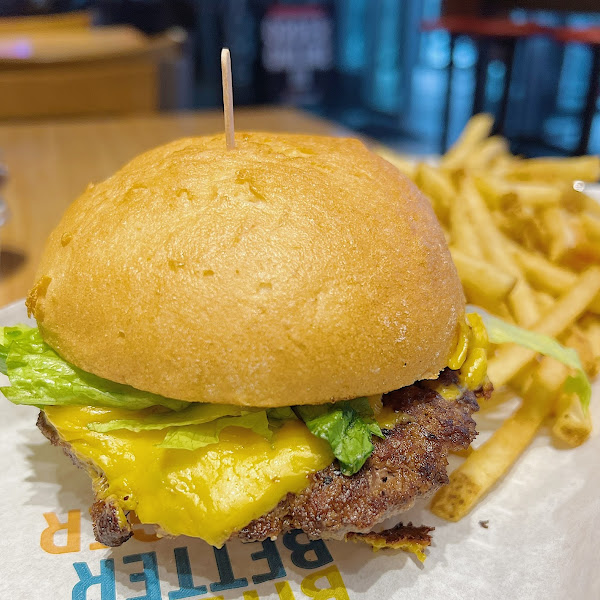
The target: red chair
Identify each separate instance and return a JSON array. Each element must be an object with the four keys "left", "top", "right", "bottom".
[
  {"left": 422, "top": 16, "right": 550, "bottom": 152},
  {"left": 552, "top": 26, "right": 600, "bottom": 156}
]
